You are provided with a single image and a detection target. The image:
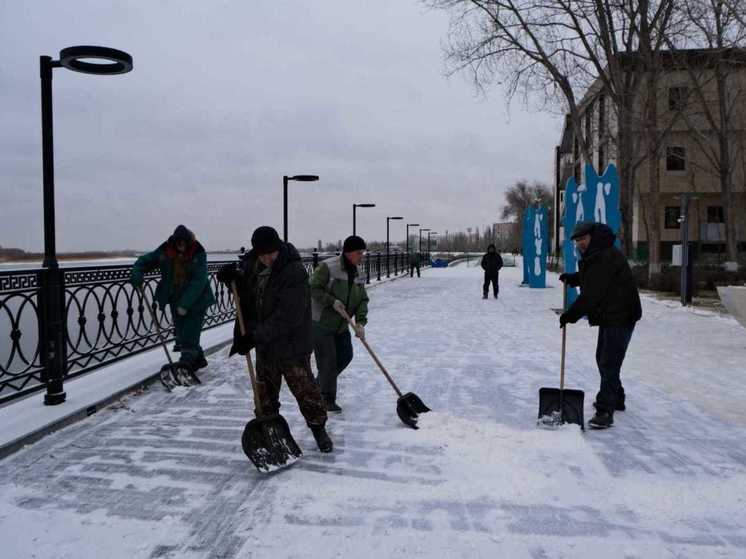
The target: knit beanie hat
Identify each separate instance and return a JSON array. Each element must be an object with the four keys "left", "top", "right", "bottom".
[
  {"left": 343, "top": 235, "right": 367, "bottom": 253},
  {"left": 251, "top": 226, "right": 283, "bottom": 255}
]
